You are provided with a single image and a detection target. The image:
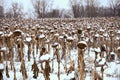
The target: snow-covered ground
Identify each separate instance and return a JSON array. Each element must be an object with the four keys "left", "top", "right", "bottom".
[
  {"left": 0, "top": 18, "right": 120, "bottom": 80},
  {"left": 0, "top": 44, "right": 120, "bottom": 80}
]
